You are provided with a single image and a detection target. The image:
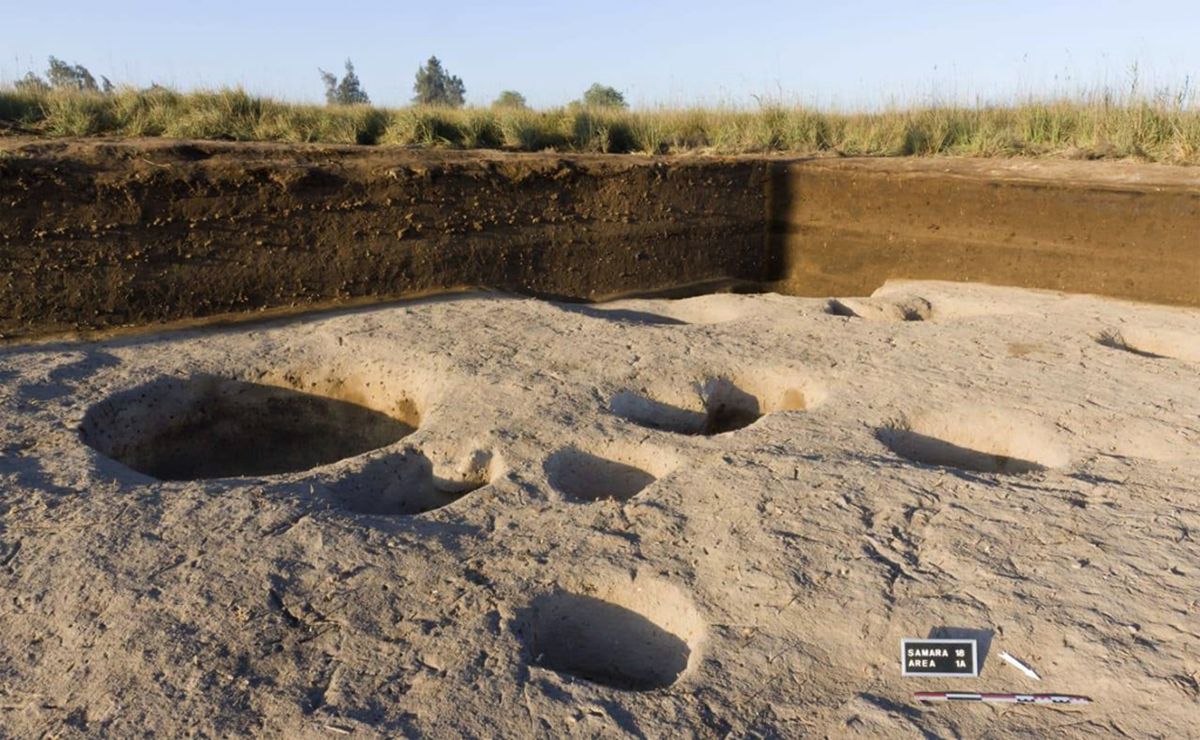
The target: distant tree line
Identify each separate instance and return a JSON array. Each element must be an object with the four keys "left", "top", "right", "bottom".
[
  {"left": 15, "top": 56, "right": 114, "bottom": 93},
  {"left": 12, "top": 53, "right": 631, "bottom": 112},
  {"left": 319, "top": 56, "right": 628, "bottom": 110}
]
